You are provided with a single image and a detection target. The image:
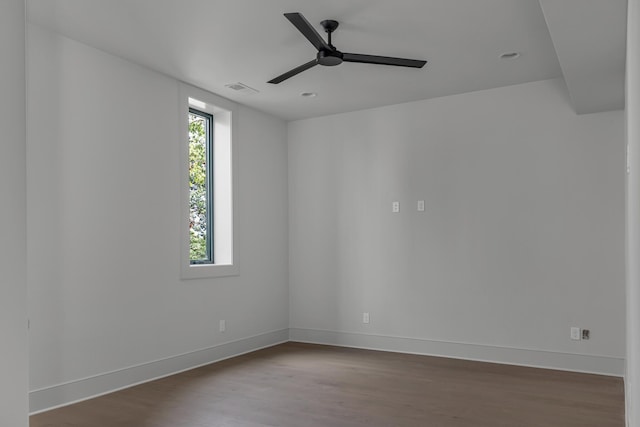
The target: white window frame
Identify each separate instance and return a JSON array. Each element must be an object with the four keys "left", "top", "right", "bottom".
[{"left": 179, "top": 83, "right": 239, "bottom": 279}]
